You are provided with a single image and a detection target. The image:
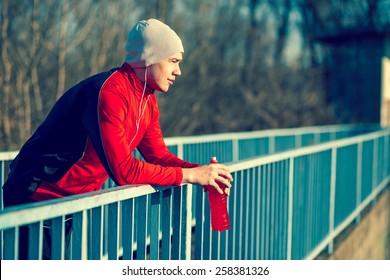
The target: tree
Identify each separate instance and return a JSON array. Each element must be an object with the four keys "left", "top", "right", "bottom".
[
  {"left": 6, "top": 0, "right": 383, "bottom": 150},
  {"left": 0, "top": 0, "right": 138, "bottom": 150}
]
